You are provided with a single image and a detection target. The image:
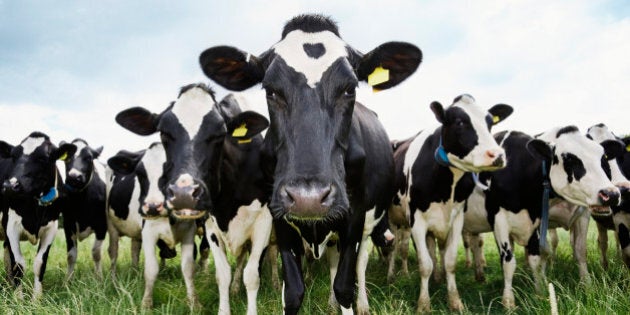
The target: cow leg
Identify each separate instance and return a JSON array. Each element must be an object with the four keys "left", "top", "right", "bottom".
[
  {"left": 386, "top": 225, "right": 400, "bottom": 283},
  {"left": 198, "top": 234, "right": 210, "bottom": 272},
  {"left": 33, "top": 220, "right": 58, "bottom": 300},
  {"left": 107, "top": 223, "right": 120, "bottom": 277},
  {"left": 571, "top": 213, "right": 590, "bottom": 282},
  {"left": 93, "top": 229, "right": 106, "bottom": 279},
  {"left": 141, "top": 228, "right": 159, "bottom": 309},
  {"left": 596, "top": 222, "right": 609, "bottom": 270},
  {"left": 410, "top": 214, "right": 432, "bottom": 313},
  {"left": 266, "top": 242, "right": 281, "bottom": 290},
  {"left": 131, "top": 238, "right": 141, "bottom": 267},
  {"left": 399, "top": 227, "right": 411, "bottom": 276},
  {"left": 356, "top": 236, "right": 371, "bottom": 315},
  {"left": 470, "top": 233, "right": 485, "bottom": 282},
  {"left": 243, "top": 212, "right": 272, "bottom": 315},
  {"left": 180, "top": 224, "right": 199, "bottom": 309},
  {"left": 64, "top": 225, "right": 78, "bottom": 281},
  {"left": 6, "top": 212, "right": 27, "bottom": 298},
  {"left": 325, "top": 243, "right": 341, "bottom": 311},
  {"left": 230, "top": 250, "right": 247, "bottom": 295},
  {"left": 426, "top": 234, "right": 442, "bottom": 283},
  {"left": 525, "top": 233, "right": 545, "bottom": 294},
  {"left": 613, "top": 213, "right": 630, "bottom": 268},
  {"left": 333, "top": 213, "right": 366, "bottom": 315},
  {"left": 444, "top": 210, "right": 464, "bottom": 311},
  {"left": 206, "top": 226, "right": 231, "bottom": 315},
  {"left": 493, "top": 212, "right": 516, "bottom": 309},
  {"left": 275, "top": 220, "right": 305, "bottom": 315},
  {"left": 463, "top": 231, "right": 472, "bottom": 268}
]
